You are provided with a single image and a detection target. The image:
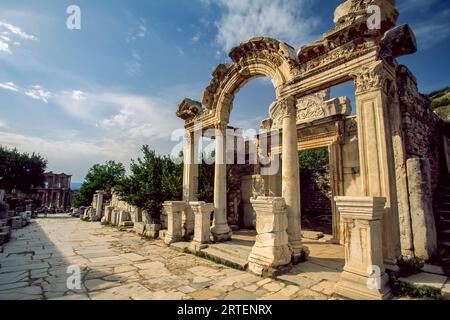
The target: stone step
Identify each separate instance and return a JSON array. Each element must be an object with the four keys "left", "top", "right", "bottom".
[
  {"left": 398, "top": 272, "right": 448, "bottom": 294},
  {"left": 440, "top": 241, "right": 450, "bottom": 249},
  {"left": 201, "top": 246, "right": 249, "bottom": 270},
  {"left": 436, "top": 210, "right": 450, "bottom": 216},
  {"left": 439, "top": 217, "right": 450, "bottom": 225}
]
